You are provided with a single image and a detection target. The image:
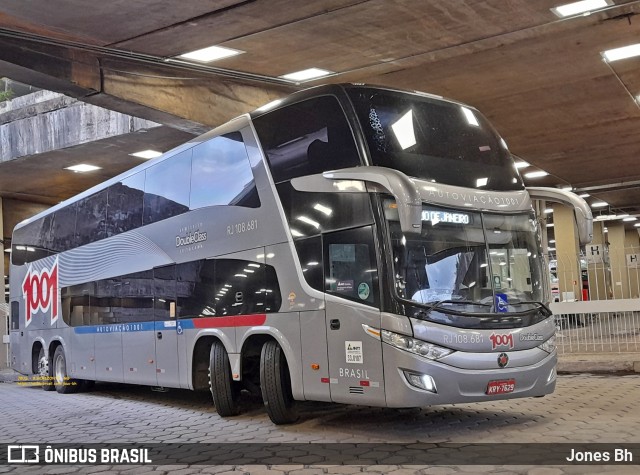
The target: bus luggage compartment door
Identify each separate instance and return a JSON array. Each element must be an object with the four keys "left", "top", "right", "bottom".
[{"left": 325, "top": 298, "right": 384, "bottom": 405}]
